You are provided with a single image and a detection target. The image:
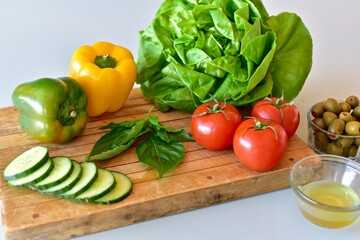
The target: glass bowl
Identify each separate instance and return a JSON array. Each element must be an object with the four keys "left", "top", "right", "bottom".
[
  {"left": 289, "top": 154, "right": 360, "bottom": 228},
  {"left": 307, "top": 104, "right": 360, "bottom": 161}
]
